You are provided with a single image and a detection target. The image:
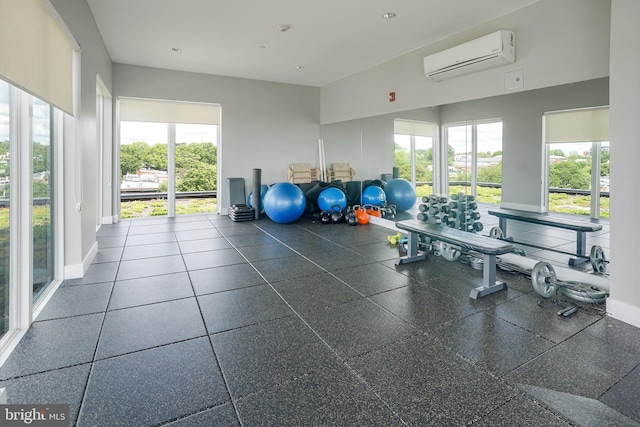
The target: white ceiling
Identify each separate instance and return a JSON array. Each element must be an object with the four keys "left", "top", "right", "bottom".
[{"left": 87, "top": 0, "right": 539, "bottom": 87}]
